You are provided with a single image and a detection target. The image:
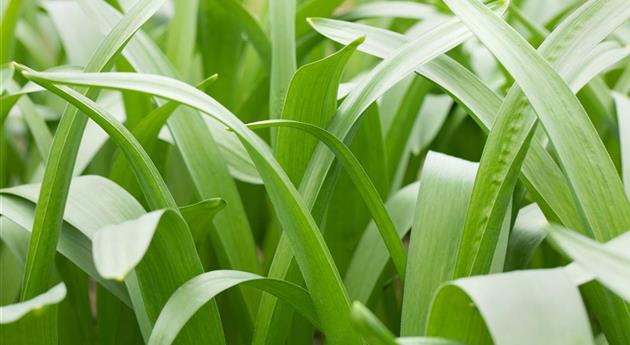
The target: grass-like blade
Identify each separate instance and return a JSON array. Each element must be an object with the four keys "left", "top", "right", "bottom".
[
  {"left": 17, "top": 68, "right": 232, "bottom": 342},
  {"left": 351, "top": 301, "right": 401, "bottom": 345},
  {"left": 248, "top": 119, "right": 407, "bottom": 277},
  {"left": 19, "top": 0, "right": 167, "bottom": 301},
  {"left": 443, "top": 0, "right": 630, "bottom": 250},
  {"left": 345, "top": 182, "right": 419, "bottom": 303},
  {"left": 455, "top": 0, "right": 630, "bottom": 279},
  {"left": 148, "top": 270, "right": 319, "bottom": 345},
  {"left": 401, "top": 152, "right": 481, "bottom": 335},
  {"left": 351, "top": 302, "right": 462, "bottom": 345},
  {"left": 254, "top": 39, "right": 362, "bottom": 345},
  {"left": 0, "top": 283, "right": 65, "bottom": 345},
  {"left": 341, "top": 2, "right": 443, "bottom": 21},
  {"left": 548, "top": 225, "right": 630, "bottom": 302},
  {"left": 442, "top": 0, "right": 630, "bottom": 342},
  {"left": 0, "top": 282, "right": 65, "bottom": 324},
  {"left": 164, "top": 0, "right": 197, "bottom": 77},
  {"left": 504, "top": 204, "right": 548, "bottom": 270},
  {"left": 75, "top": 2, "right": 262, "bottom": 328},
  {"left": 307, "top": 15, "right": 578, "bottom": 234},
  {"left": 22, "top": 69, "right": 363, "bottom": 344},
  {"left": 613, "top": 92, "right": 630, "bottom": 198},
  {"left": 92, "top": 204, "right": 223, "bottom": 280},
  {"left": 427, "top": 269, "right": 595, "bottom": 345},
  {"left": 269, "top": 0, "right": 296, "bottom": 124},
  {"left": 109, "top": 75, "right": 220, "bottom": 197},
  {"left": 0, "top": 0, "right": 25, "bottom": 63},
  {"left": 0, "top": 175, "right": 151, "bottom": 305}
]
